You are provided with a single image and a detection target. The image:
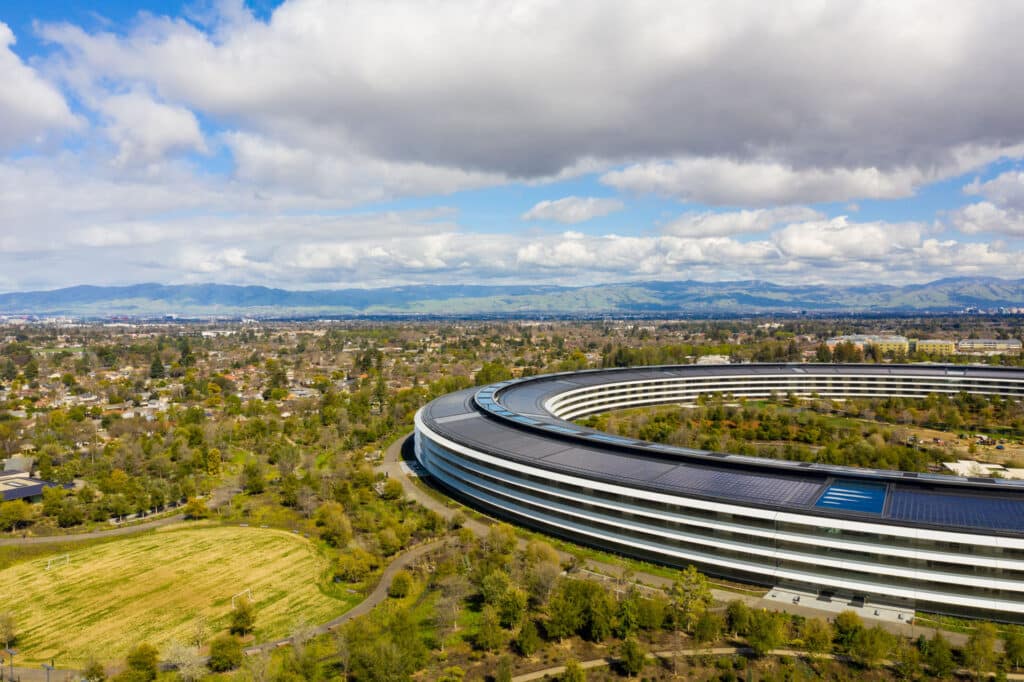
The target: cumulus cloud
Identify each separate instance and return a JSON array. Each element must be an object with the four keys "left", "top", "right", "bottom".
[
  {"left": 664, "top": 207, "right": 822, "bottom": 237},
  {"left": 521, "top": 196, "right": 624, "bottom": 224},
  {"left": 773, "top": 216, "right": 924, "bottom": 261},
  {"left": 100, "top": 91, "right": 206, "bottom": 165},
  {"left": 949, "top": 201, "right": 1024, "bottom": 236},
  {"left": 37, "top": 2, "right": 1024, "bottom": 185},
  {"left": 0, "top": 22, "right": 79, "bottom": 148}
]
